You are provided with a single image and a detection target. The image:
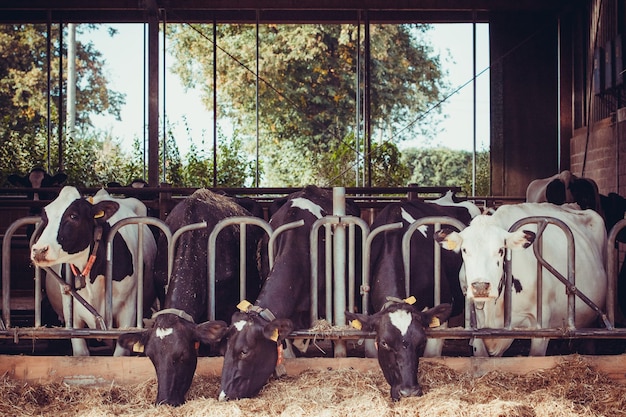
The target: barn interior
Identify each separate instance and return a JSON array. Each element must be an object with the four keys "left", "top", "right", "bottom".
[{"left": 0, "top": 0, "right": 625, "bottom": 358}]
